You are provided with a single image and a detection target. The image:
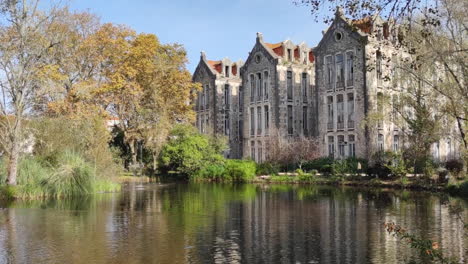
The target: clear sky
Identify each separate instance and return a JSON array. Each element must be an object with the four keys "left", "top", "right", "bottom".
[{"left": 69, "top": 0, "right": 328, "bottom": 73}]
